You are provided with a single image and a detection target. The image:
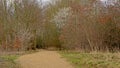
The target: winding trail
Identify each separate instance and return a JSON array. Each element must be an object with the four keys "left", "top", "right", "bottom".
[{"left": 17, "top": 50, "right": 74, "bottom": 68}]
